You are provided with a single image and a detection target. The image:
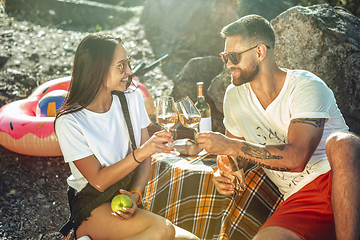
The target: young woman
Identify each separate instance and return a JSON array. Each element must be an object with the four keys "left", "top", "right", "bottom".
[{"left": 55, "top": 33, "right": 199, "bottom": 240}]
